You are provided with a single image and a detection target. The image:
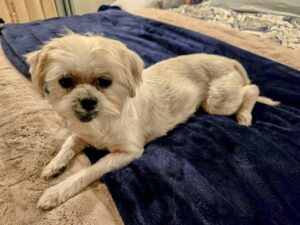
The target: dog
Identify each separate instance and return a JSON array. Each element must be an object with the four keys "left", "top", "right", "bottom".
[{"left": 25, "top": 32, "right": 279, "bottom": 210}]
